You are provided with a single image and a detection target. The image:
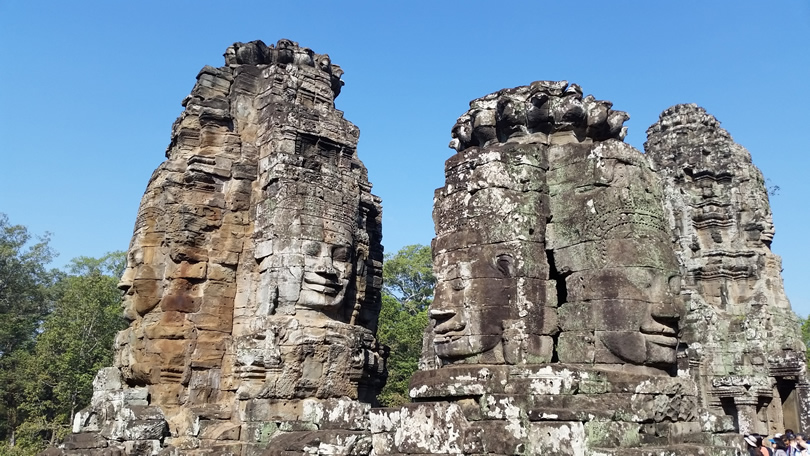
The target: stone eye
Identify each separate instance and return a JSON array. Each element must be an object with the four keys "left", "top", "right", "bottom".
[
  {"left": 332, "top": 246, "right": 351, "bottom": 262},
  {"left": 496, "top": 254, "right": 514, "bottom": 277},
  {"left": 450, "top": 278, "right": 466, "bottom": 291},
  {"left": 304, "top": 242, "right": 320, "bottom": 256}
]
